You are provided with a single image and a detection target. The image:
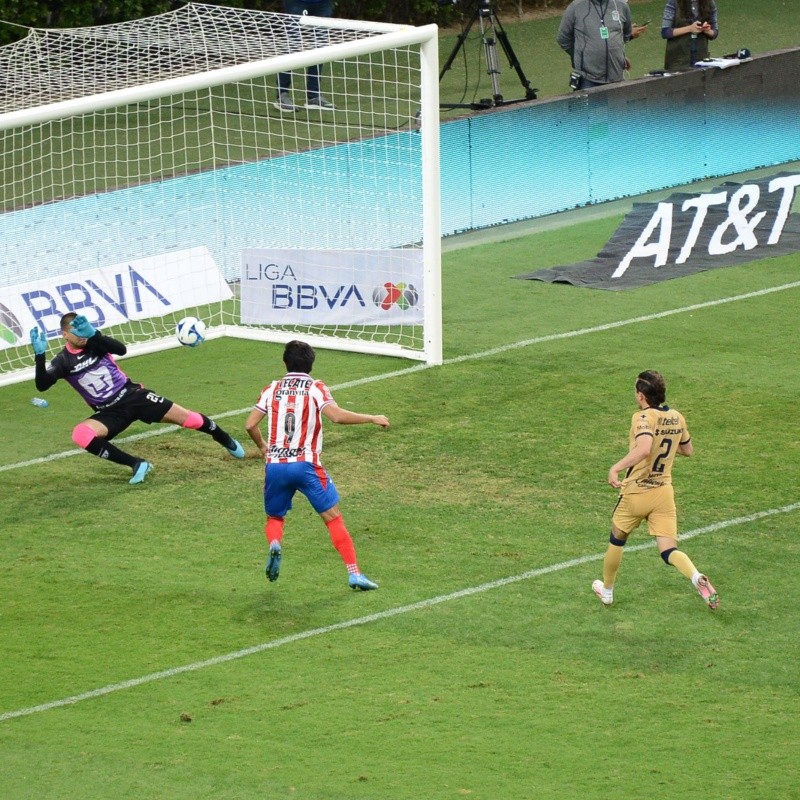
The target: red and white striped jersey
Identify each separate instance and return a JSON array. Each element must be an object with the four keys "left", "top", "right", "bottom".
[{"left": 254, "top": 372, "right": 335, "bottom": 464}]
